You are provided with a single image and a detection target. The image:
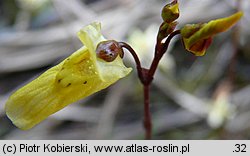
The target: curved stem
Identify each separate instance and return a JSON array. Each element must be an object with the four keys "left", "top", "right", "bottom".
[
  {"left": 119, "top": 42, "right": 152, "bottom": 139},
  {"left": 119, "top": 42, "right": 145, "bottom": 83},
  {"left": 118, "top": 30, "right": 180, "bottom": 139},
  {"left": 119, "top": 42, "right": 142, "bottom": 69}
]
